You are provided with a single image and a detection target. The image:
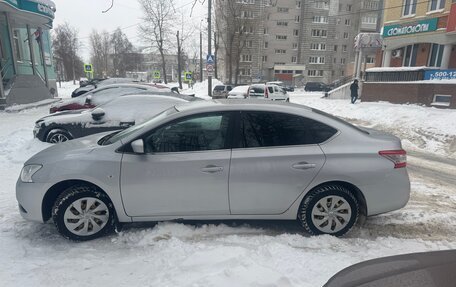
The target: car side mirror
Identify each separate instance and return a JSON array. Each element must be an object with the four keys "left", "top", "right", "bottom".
[
  {"left": 131, "top": 139, "right": 144, "bottom": 154},
  {"left": 91, "top": 108, "right": 105, "bottom": 120},
  {"left": 85, "top": 95, "right": 92, "bottom": 105}
]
